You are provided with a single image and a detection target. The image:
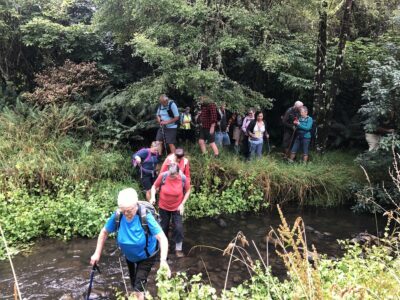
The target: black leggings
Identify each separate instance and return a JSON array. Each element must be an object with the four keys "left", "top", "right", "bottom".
[{"left": 126, "top": 255, "right": 156, "bottom": 292}]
